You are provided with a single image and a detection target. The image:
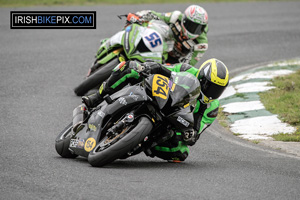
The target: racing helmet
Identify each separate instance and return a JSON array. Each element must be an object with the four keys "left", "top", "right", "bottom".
[
  {"left": 196, "top": 58, "right": 229, "bottom": 104},
  {"left": 181, "top": 5, "right": 208, "bottom": 39}
]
